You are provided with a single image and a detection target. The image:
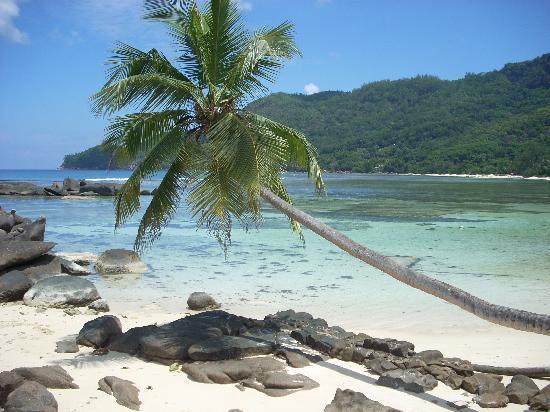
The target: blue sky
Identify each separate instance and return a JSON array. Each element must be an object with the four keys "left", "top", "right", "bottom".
[{"left": 1, "top": 0, "right": 549, "bottom": 169}]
